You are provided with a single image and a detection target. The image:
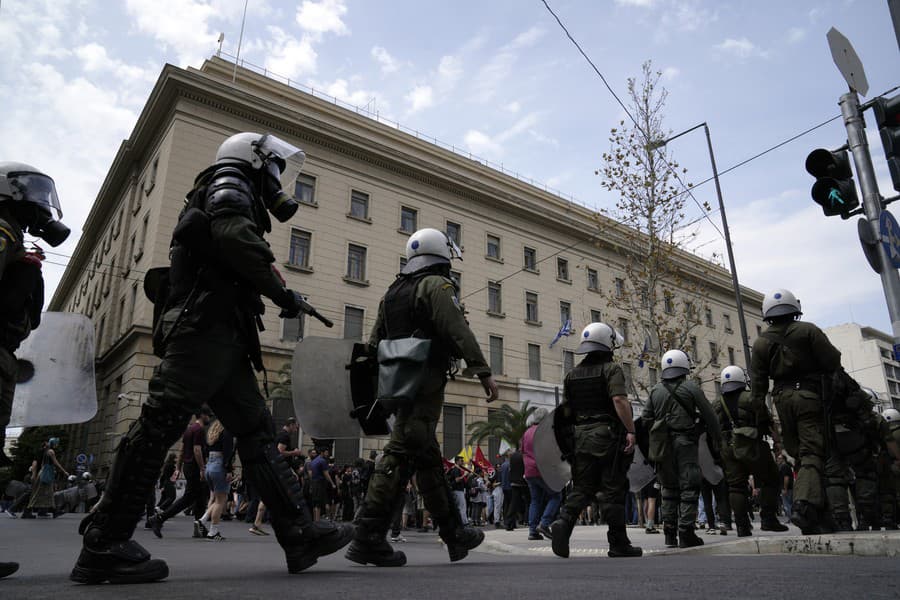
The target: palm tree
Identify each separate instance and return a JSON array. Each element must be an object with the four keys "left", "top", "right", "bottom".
[{"left": 467, "top": 401, "right": 536, "bottom": 450}]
